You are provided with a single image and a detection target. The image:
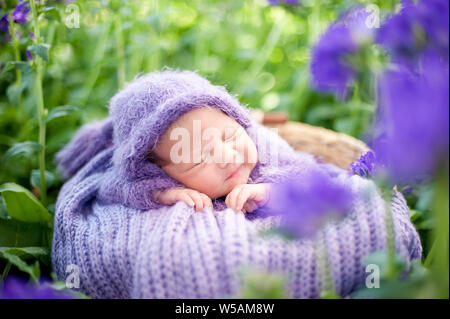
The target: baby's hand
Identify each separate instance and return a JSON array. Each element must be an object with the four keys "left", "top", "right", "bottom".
[
  {"left": 225, "top": 183, "right": 271, "bottom": 214},
  {"left": 154, "top": 187, "right": 213, "bottom": 212}
]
